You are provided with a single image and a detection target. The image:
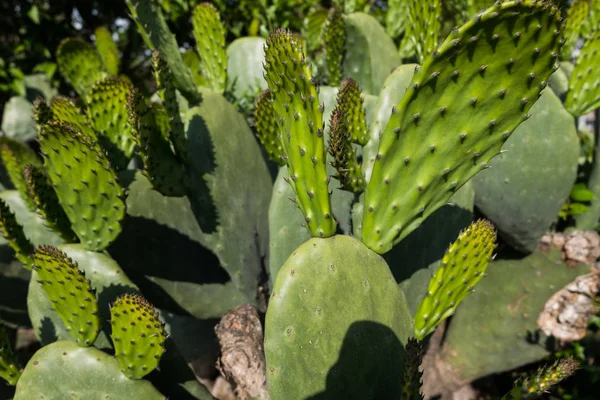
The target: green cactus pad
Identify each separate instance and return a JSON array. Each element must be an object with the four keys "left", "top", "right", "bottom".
[
  {"left": 362, "top": 1, "right": 564, "bottom": 254},
  {"left": 94, "top": 26, "right": 121, "bottom": 76},
  {"left": 413, "top": 219, "right": 496, "bottom": 340},
  {"left": 14, "top": 341, "right": 166, "bottom": 400},
  {"left": 0, "top": 198, "right": 34, "bottom": 267},
  {"left": 264, "top": 29, "right": 336, "bottom": 238},
  {"left": 408, "top": 0, "right": 441, "bottom": 63},
  {"left": 337, "top": 78, "right": 368, "bottom": 146},
  {"left": 110, "top": 294, "right": 166, "bottom": 379},
  {"left": 56, "top": 38, "right": 107, "bottom": 97},
  {"left": 32, "top": 245, "right": 100, "bottom": 346},
  {"left": 50, "top": 96, "right": 98, "bottom": 141},
  {"left": 323, "top": 7, "right": 346, "bottom": 86},
  {"left": 0, "top": 137, "right": 42, "bottom": 210},
  {"left": 562, "top": 0, "right": 590, "bottom": 60},
  {"left": 33, "top": 99, "right": 53, "bottom": 128},
  {"left": 226, "top": 37, "right": 268, "bottom": 99},
  {"left": 0, "top": 319, "right": 20, "bottom": 386},
  {"left": 87, "top": 76, "right": 136, "bottom": 169},
  {"left": 254, "top": 90, "right": 285, "bottom": 165},
  {"left": 23, "top": 165, "right": 77, "bottom": 243},
  {"left": 565, "top": 31, "right": 600, "bottom": 116},
  {"left": 327, "top": 108, "right": 365, "bottom": 193},
  {"left": 128, "top": 89, "right": 186, "bottom": 196},
  {"left": 192, "top": 3, "right": 227, "bottom": 93},
  {"left": 265, "top": 235, "right": 412, "bottom": 399},
  {"left": 39, "top": 122, "right": 125, "bottom": 251}
]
